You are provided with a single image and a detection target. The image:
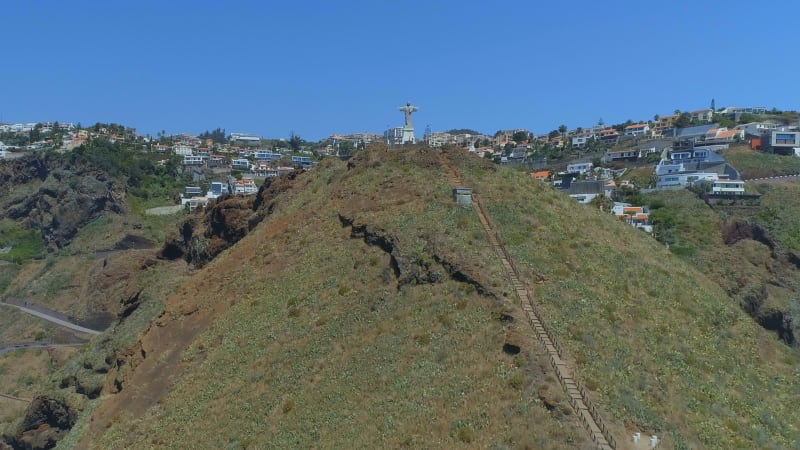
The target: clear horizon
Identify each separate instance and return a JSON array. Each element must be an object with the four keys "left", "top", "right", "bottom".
[{"left": 3, "top": 1, "right": 799, "bottom": 141}]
